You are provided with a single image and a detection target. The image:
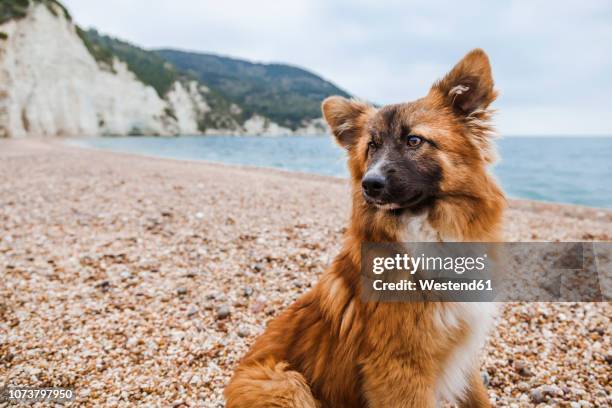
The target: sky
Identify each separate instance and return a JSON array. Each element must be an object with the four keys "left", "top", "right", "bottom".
[{"left": 62, "top": 0, "right": 612, "bottom": 136}]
